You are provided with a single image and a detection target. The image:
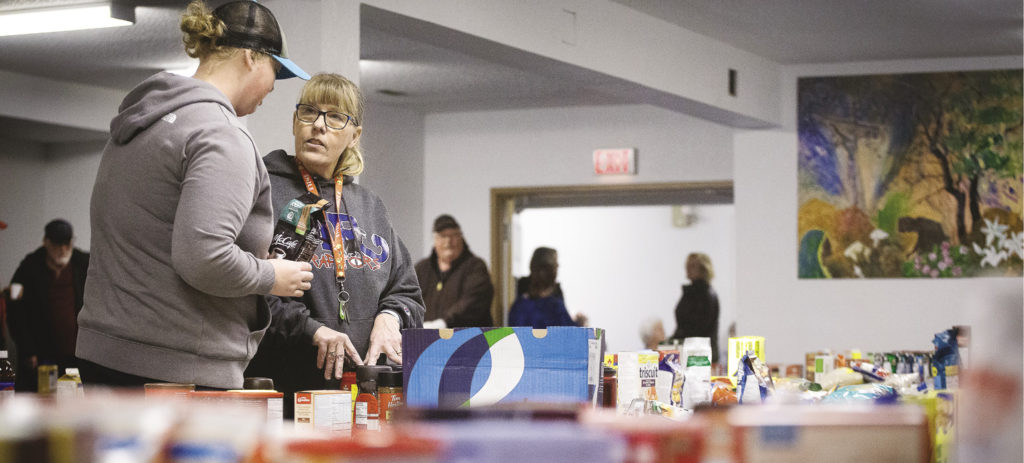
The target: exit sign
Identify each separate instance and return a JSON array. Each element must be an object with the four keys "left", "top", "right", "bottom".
[{"left": 593, "top": 148, "right": 636, "bottom": 175}]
